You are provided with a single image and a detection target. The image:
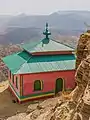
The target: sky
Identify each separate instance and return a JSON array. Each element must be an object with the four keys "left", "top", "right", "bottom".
[{"left": 0, "top": 0, "right": 90, "bottom": 15}]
